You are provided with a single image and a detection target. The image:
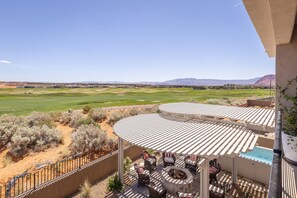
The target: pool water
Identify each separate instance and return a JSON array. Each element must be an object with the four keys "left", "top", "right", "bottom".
[{"left": 240, "top": 146, "right": 273, "bottom": 164}]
